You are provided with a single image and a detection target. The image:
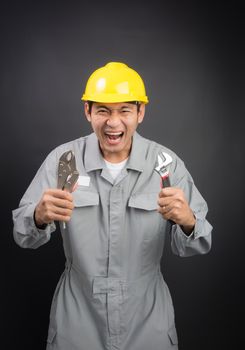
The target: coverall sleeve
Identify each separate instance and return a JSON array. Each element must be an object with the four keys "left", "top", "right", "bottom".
[
  {"left": 12, "top": 149, "right": 58, "bottom": 249},
  {"left": 169, "top": 156, "right": 213, "bottom": 257}
]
